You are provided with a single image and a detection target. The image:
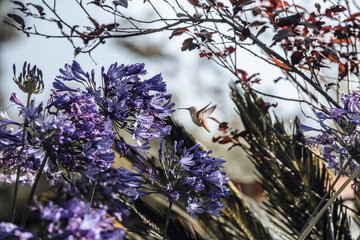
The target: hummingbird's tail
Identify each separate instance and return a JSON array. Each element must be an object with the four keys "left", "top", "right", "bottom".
[{"left": 203, "top": 121, "right": 211, "bottom": 132}]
